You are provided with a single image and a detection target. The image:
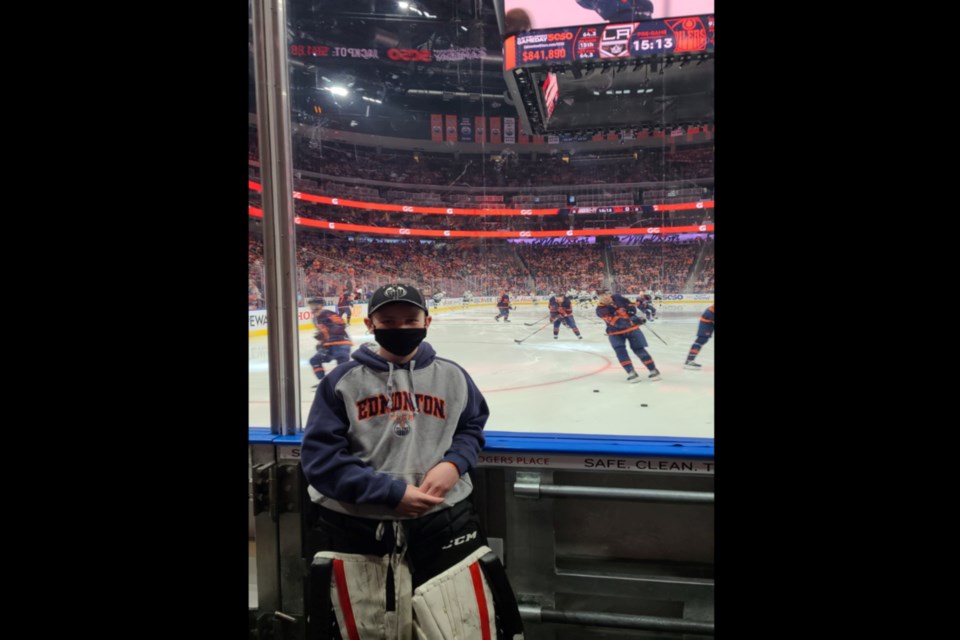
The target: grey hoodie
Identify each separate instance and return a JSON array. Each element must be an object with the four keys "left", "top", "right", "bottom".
[{"left": 301, "top": 341, "right": 489, "bottom": 519}]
